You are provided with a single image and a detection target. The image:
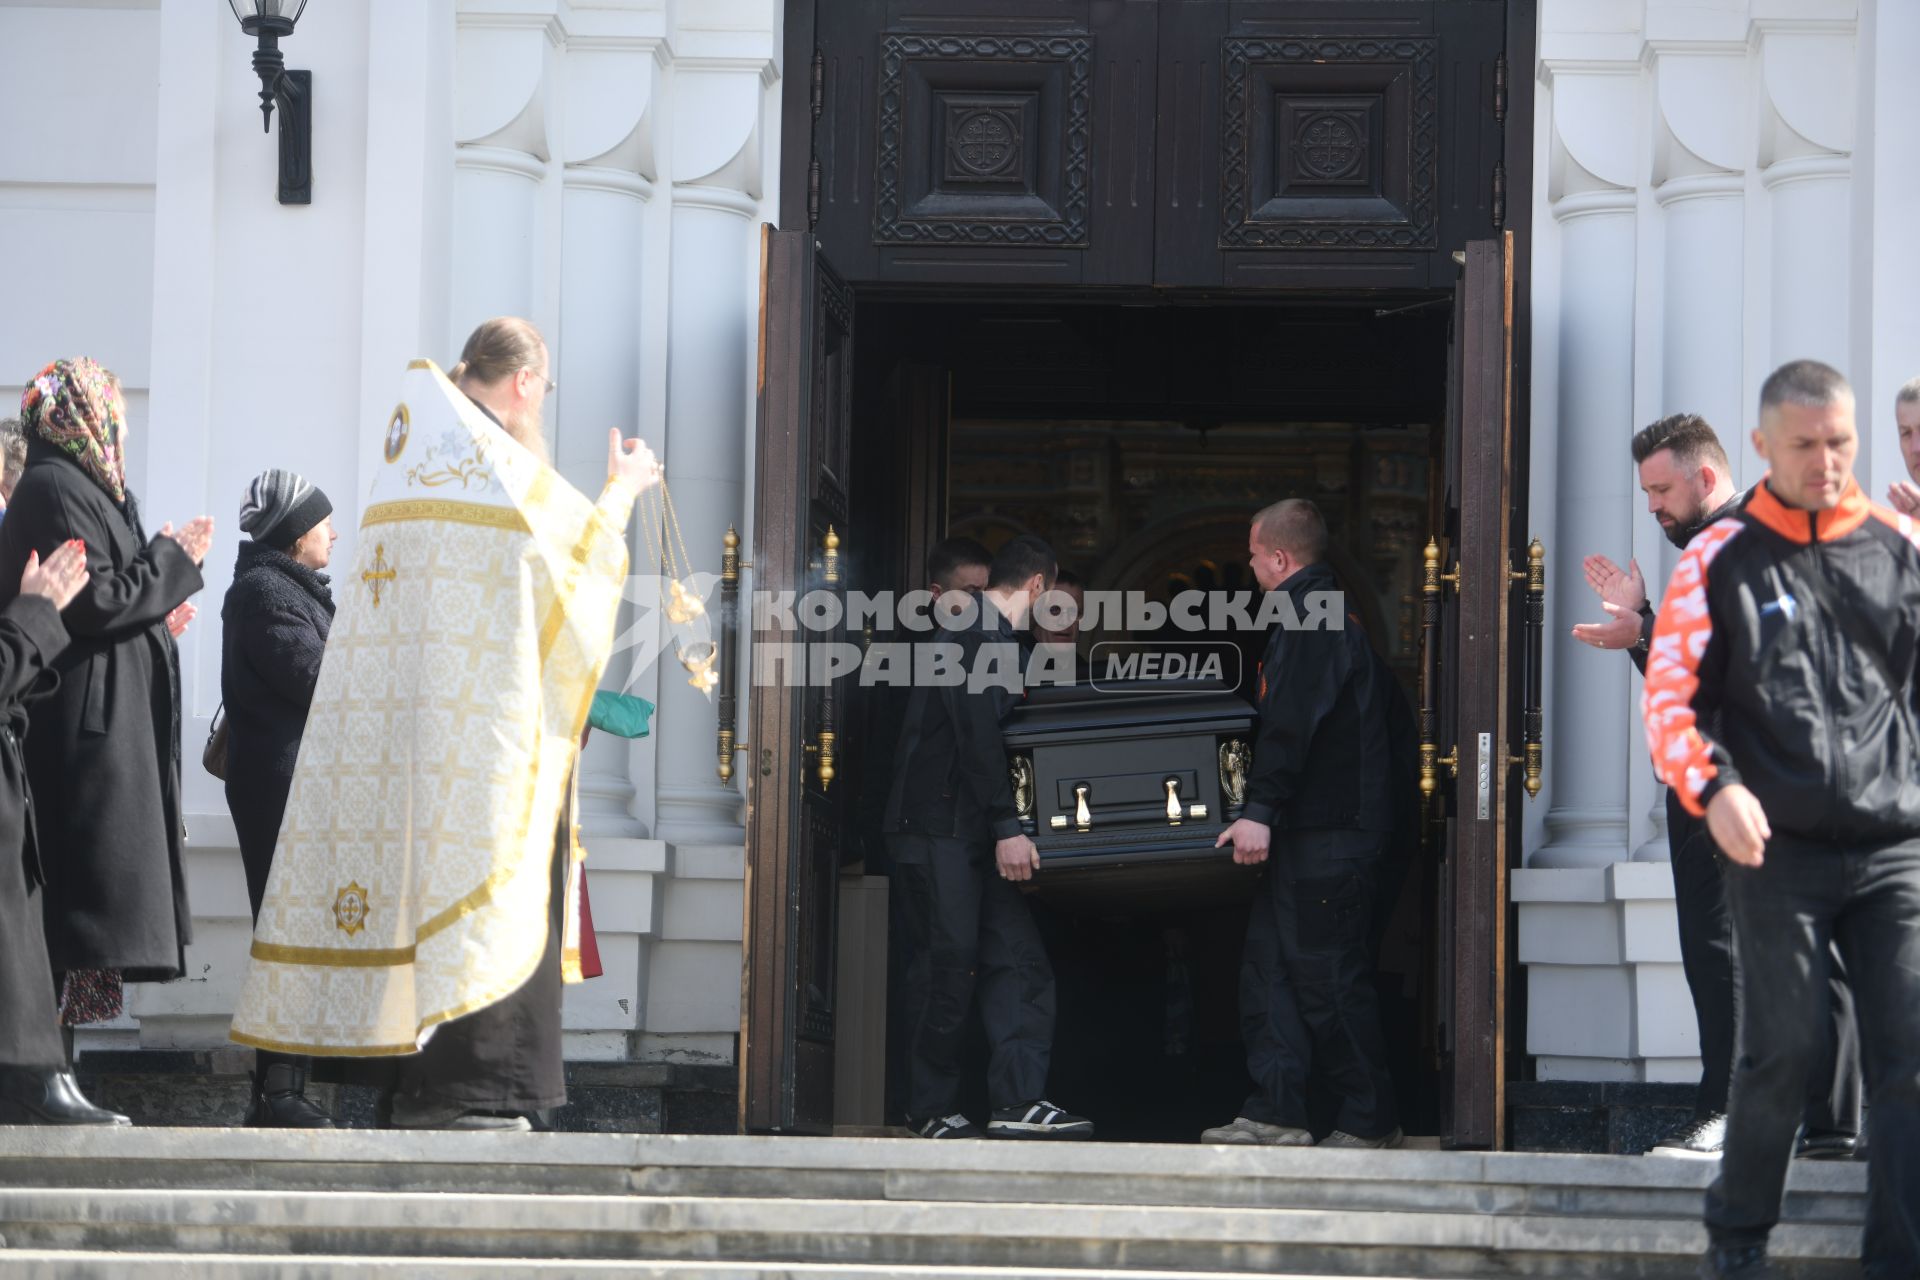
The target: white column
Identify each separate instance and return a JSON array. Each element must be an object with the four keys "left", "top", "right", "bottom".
[
  {"left": 1764, "top": 158, "right": 1850, "bottom": 372},
  {"left": 1633, "top": 173, "right": 1745, "bottom": 862},
  {"left": 449, "top": 9, "right": 560, "bottom": 348},
  {"left": 653, "top": 185, "right": 758, "bottom": 843},
  {"left": 353, "top": 0, "right": 454, "bottom": 529},
  {"left": 1757, "top": 25, "right": 1855, "bottom": 375},
  {"left": 1534, "top": 191, "right": 1638, "bottom": 869},
  {"left": 556, "top": 33, "right": 663, "bottom": 839},
  {"left": 651, "top": 64, "right": 767, "bottom": 845}
]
